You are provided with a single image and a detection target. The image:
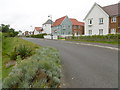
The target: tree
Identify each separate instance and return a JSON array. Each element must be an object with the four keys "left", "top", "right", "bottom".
[
  {"left": 1, "top": 24, "right": 18, "bottom": 37},
  {"left": 1, "top": 24, "right": 10, "bottom": 32}
]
